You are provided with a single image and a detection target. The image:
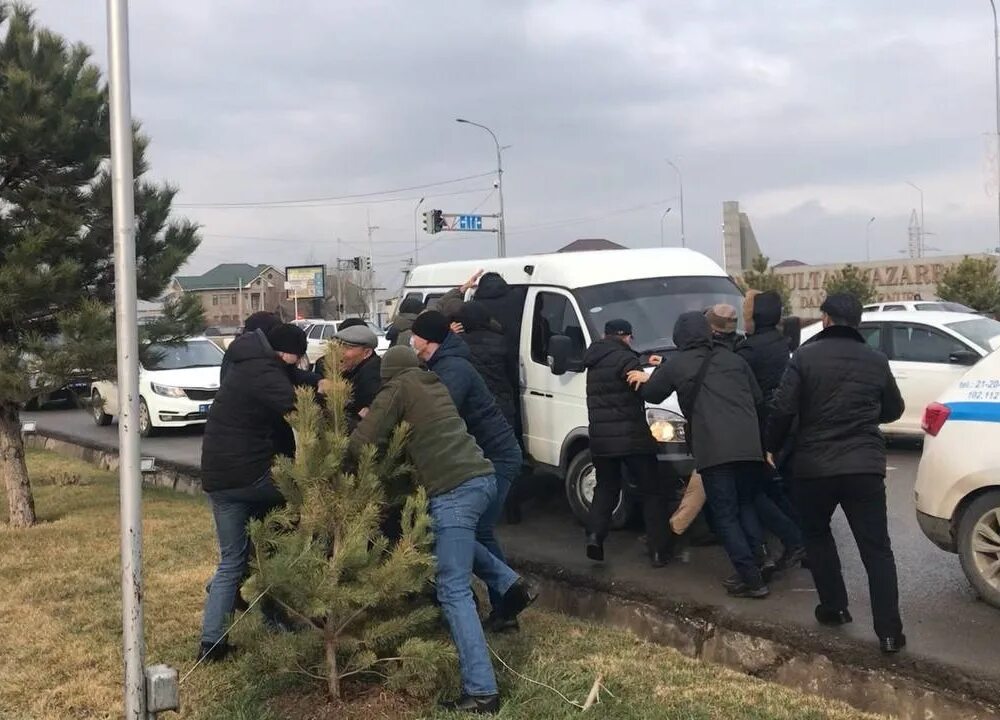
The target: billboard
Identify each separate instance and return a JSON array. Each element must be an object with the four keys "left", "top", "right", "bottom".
[{"left": 284, "top": 265, "right": 326, "bottom": 300}]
